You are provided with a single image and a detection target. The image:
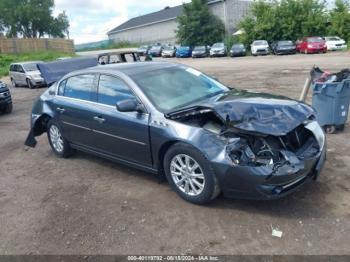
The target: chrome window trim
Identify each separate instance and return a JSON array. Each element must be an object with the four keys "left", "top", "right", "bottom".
[
  {"left": 55, "top": 73, "right": 149, "bottom": 114},
  {"left": 56, "top": 94, "right": 149, "bottom": 115}
]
